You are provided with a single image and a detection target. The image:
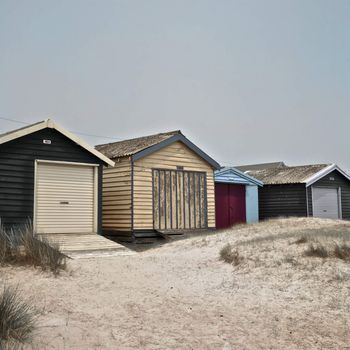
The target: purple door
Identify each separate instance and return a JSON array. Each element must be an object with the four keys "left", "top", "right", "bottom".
[{"left": 215, "top": 183, "right": 246, "bottom": 229}]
